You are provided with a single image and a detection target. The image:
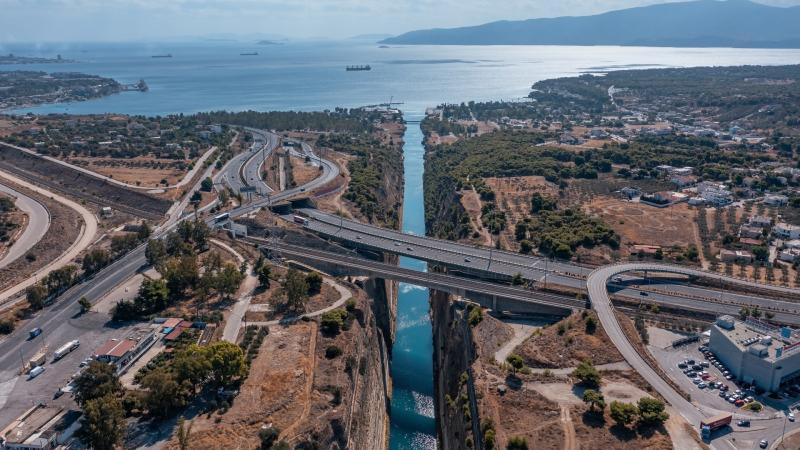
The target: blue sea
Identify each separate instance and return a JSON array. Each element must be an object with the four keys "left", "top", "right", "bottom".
[{"left": 3, "top": 40, "right": 800, "bottom": 449}]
